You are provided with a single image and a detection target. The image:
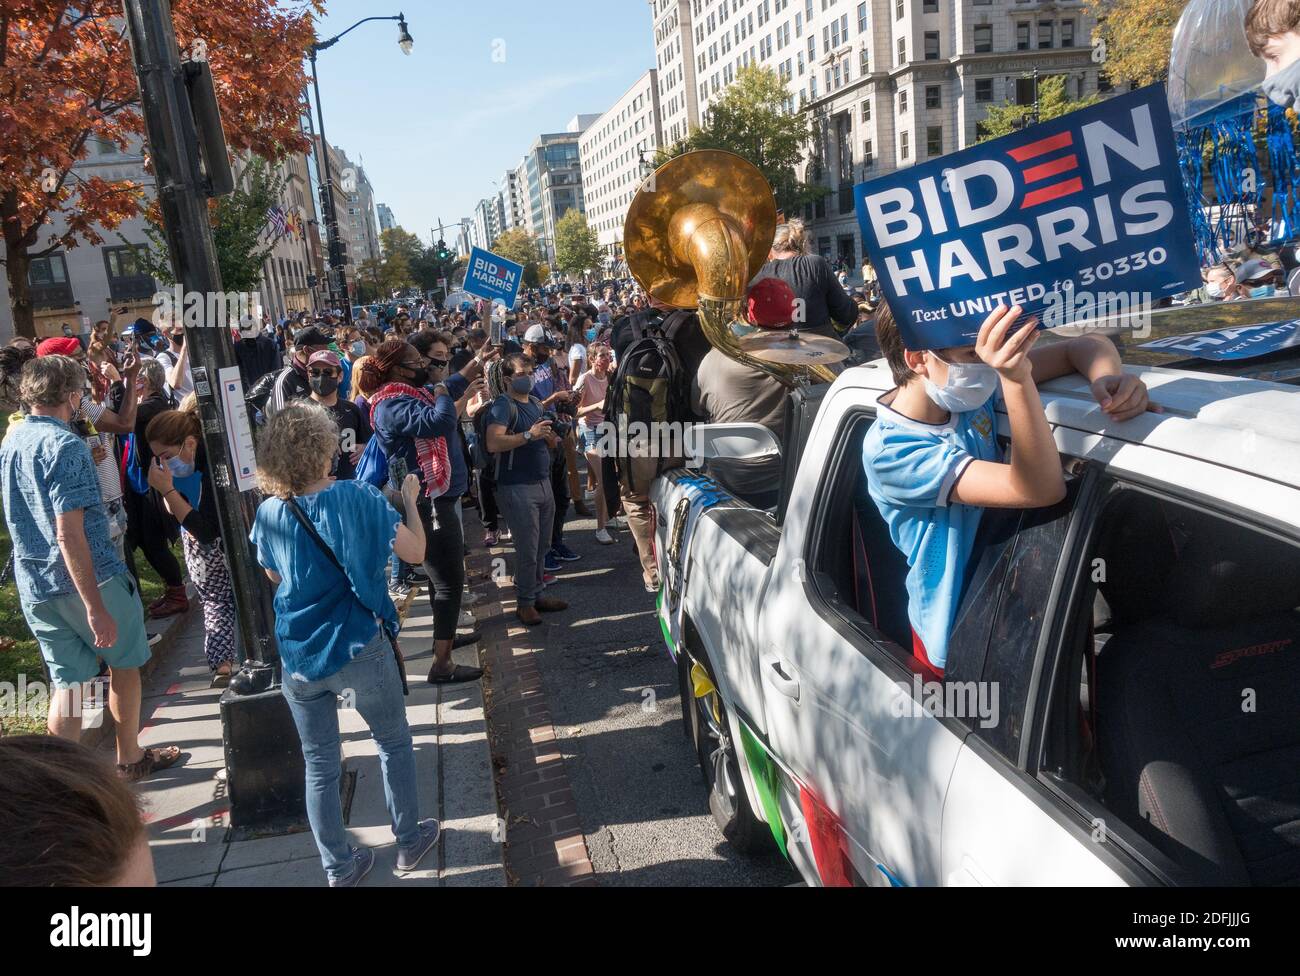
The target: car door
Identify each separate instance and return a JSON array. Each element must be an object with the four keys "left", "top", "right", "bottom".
[
  {"left": 938, "top": 464, "right": 1131, "bottom": 885},
  {"left": 758, "top": 394, "right": 971, "bottom": 886}
]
